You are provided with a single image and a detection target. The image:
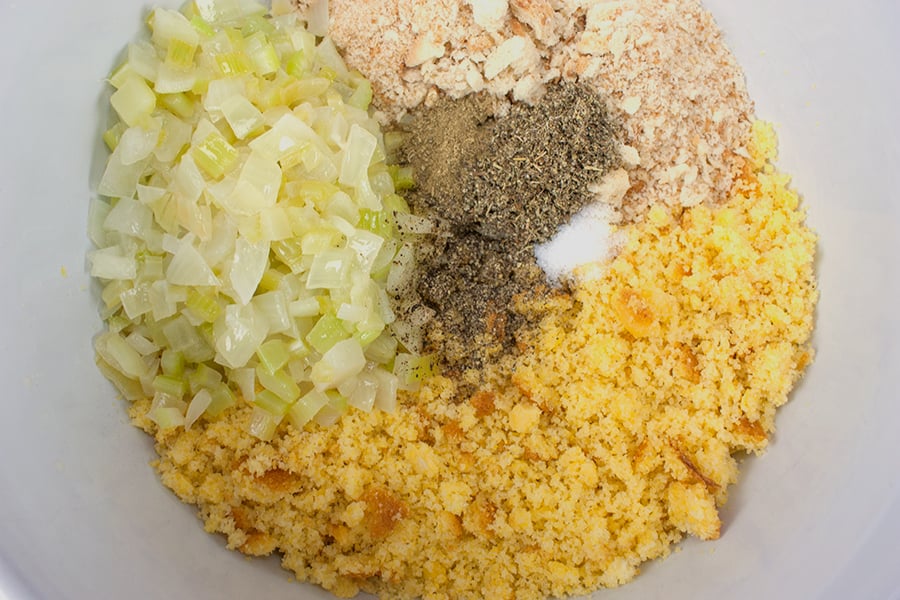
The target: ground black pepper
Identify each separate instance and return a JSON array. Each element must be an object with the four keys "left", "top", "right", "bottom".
[{"left": 399, "top": 82, "right": 620, "bottom": 368}]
